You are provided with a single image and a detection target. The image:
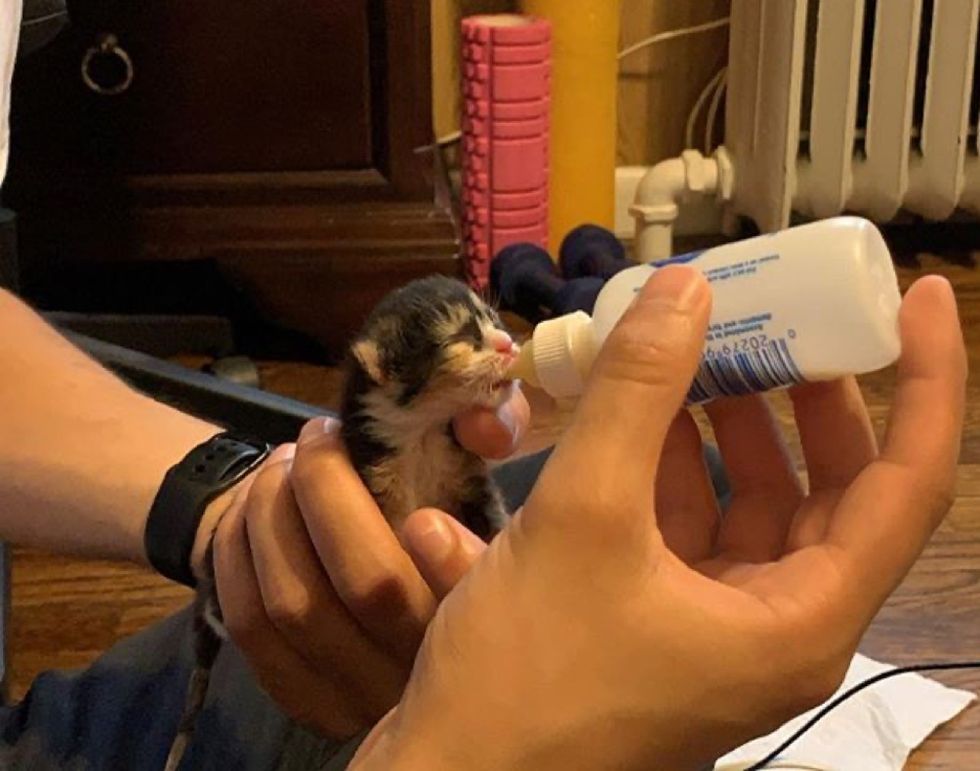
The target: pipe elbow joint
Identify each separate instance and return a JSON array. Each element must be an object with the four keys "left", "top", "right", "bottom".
[{"left": 630, "top": 157, "right": 686, "bottom": 224}]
